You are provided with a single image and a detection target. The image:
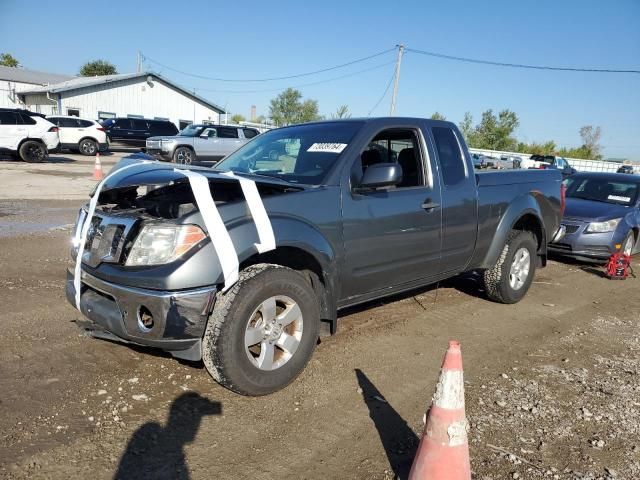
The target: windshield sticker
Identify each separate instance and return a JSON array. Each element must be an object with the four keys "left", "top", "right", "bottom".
[
  {"left": 608, "top": 195, "right": 631, "bottom": 202},
  {"left": 307, "top": 143, "right": 348, "bottom": 153}
]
